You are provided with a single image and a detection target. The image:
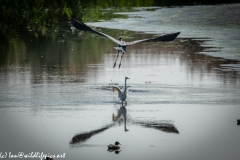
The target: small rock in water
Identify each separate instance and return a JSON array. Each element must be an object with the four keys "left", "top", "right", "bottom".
[{"left": 237, "top": 119, "right": 240, "bottom": 125}]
